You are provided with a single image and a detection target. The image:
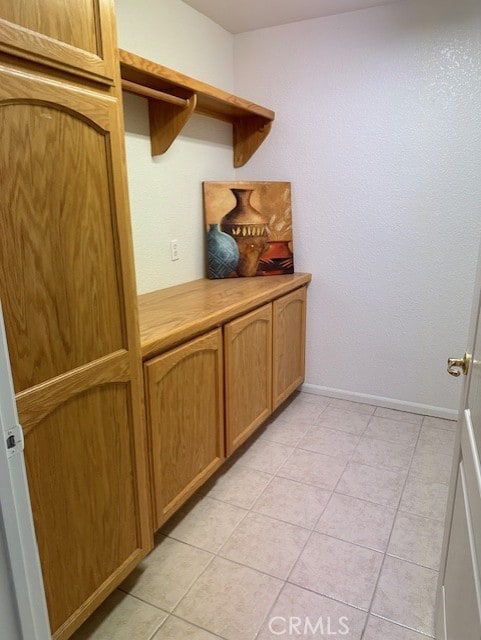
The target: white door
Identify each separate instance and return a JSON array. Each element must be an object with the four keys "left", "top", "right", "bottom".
[
  {"left": 0, "top": 302, "right": 51, "bottom": 640},
  {"left": 436, "top": 242, "right": 481, "bottom": 639}
]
